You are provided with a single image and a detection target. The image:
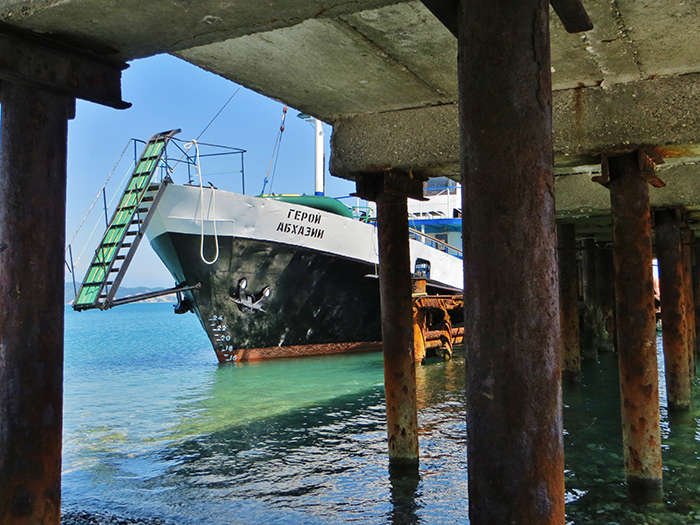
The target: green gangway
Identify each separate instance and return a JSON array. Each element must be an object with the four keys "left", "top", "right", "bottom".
[{"left": 73, "top": 129, "right": 180, "bottom": 311}]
